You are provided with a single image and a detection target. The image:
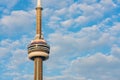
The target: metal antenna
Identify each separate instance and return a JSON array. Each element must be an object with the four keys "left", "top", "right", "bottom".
[{"left": 37, "top": 0, "right": 41, "bottom": 7}]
